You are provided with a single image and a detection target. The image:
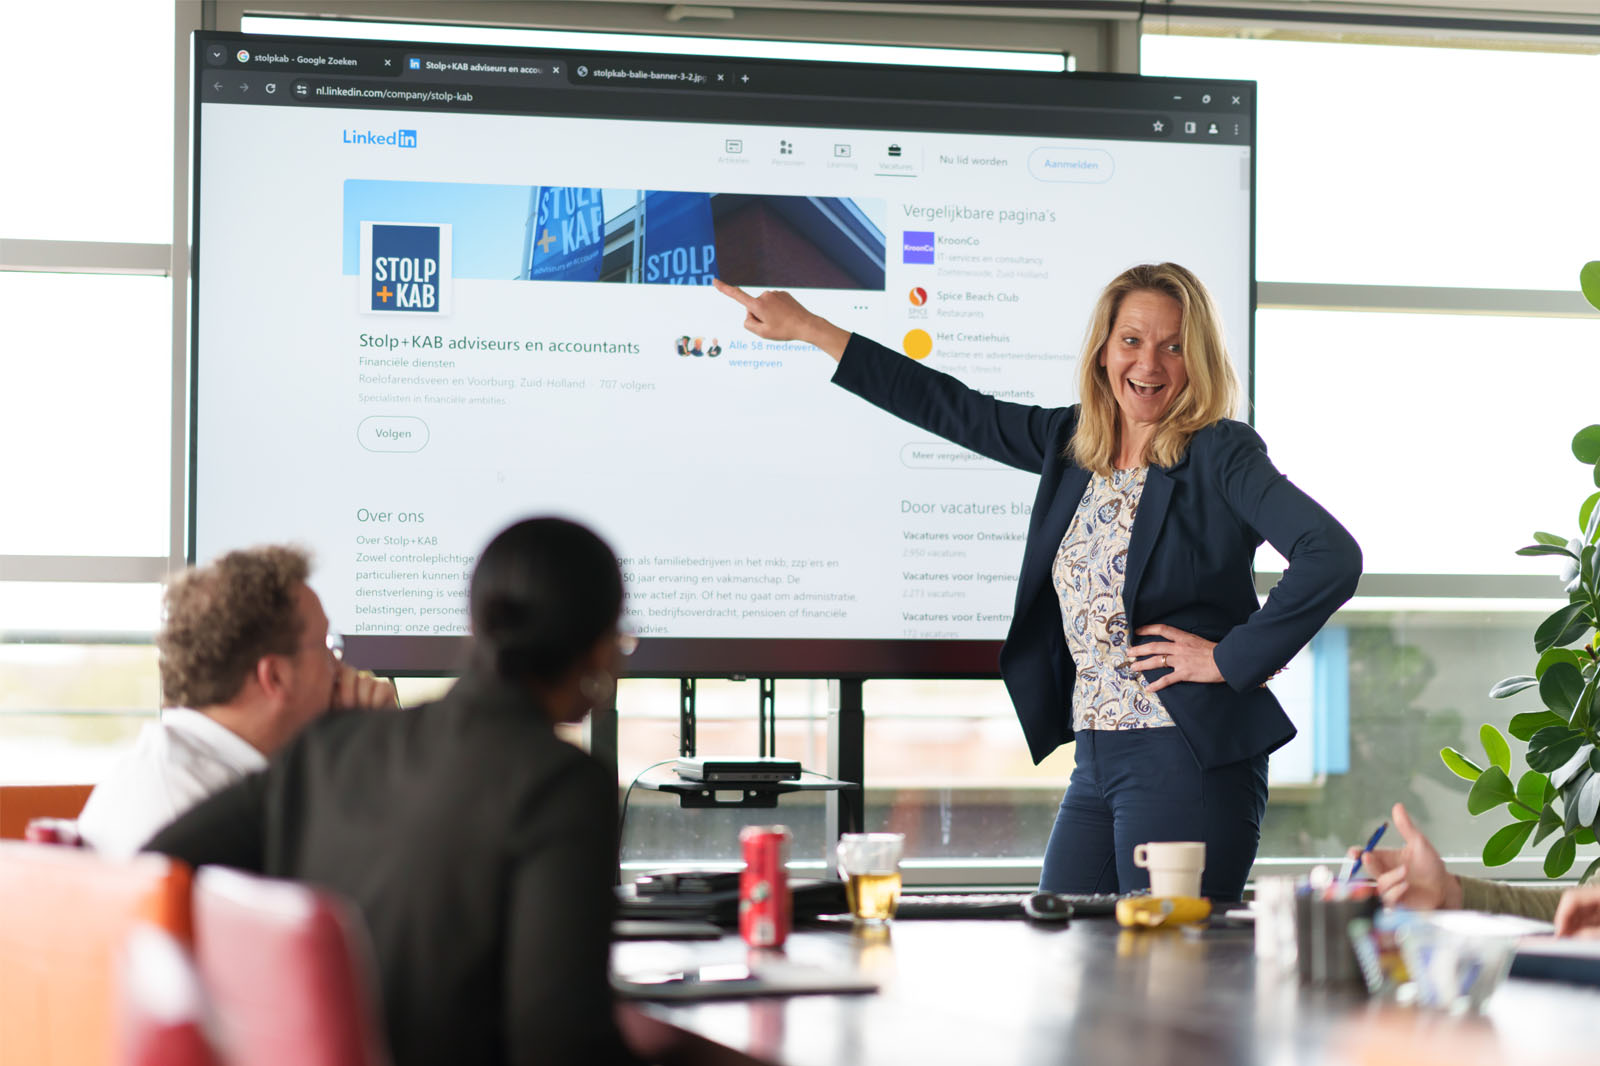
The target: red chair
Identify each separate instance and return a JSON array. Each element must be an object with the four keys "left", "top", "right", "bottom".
[
  {"left": 0, "top": 842, "right": 192, "bottom": 1066},
  {"left": 117, "top": 924, "right": 220, "bottom": 1066},
  {"left": 193, "top": 867, "right": 391, "bottom": 1066}
]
